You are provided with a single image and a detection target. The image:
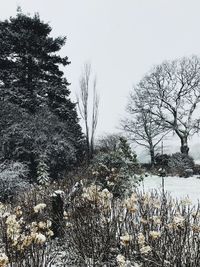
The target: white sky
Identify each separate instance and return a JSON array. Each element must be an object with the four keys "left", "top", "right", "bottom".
[{"left": 1, "top": 0, "right": 200, "bottom": 159}]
